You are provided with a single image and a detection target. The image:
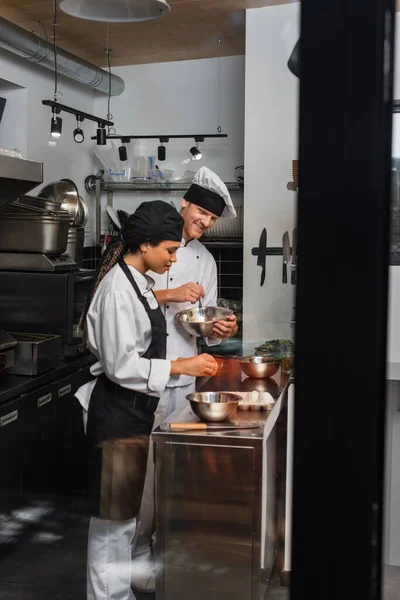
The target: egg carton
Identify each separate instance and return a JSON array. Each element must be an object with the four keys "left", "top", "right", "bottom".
[{"left": 236, "top": 391, "right": 276, "bottom": 412}]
